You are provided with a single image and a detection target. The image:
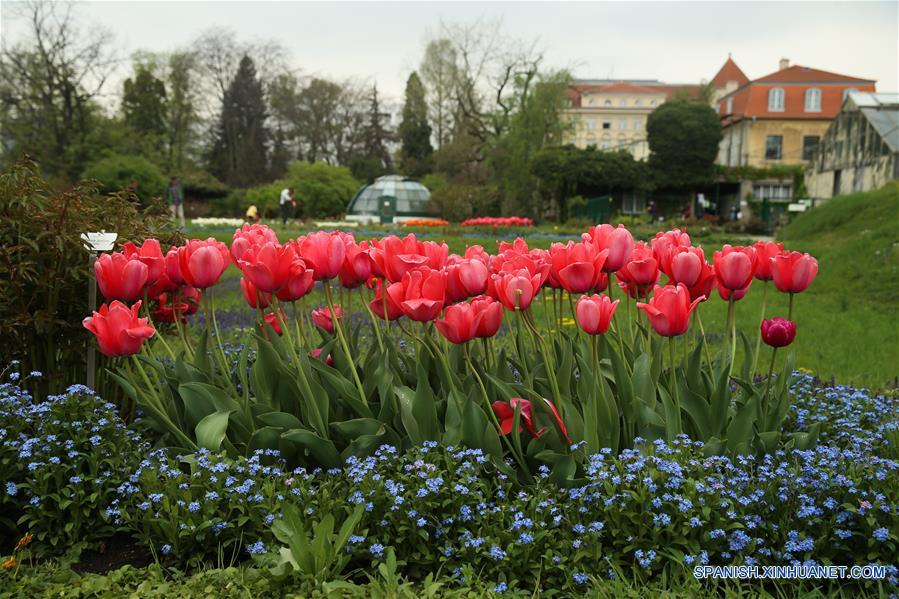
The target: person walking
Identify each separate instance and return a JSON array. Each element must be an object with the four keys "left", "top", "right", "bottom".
[
  {"left": 165, "top": 177, "right": 186, "bottom": 227},
  {"left": 280, "top": 186, "right": 296, "bottom": 225}
]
